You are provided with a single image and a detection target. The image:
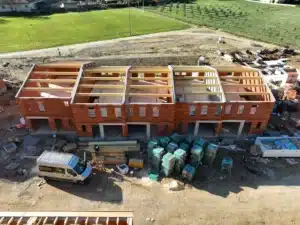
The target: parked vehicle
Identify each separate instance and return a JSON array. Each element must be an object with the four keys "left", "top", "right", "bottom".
[{"left": 37, "top": 151, "right": 92, "bottom": 184}]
